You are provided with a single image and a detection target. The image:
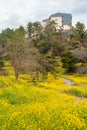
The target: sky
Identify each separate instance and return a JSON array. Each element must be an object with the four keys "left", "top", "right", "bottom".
[{"left": 0, "top": 0, "right": 87, "bottom": 31}]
